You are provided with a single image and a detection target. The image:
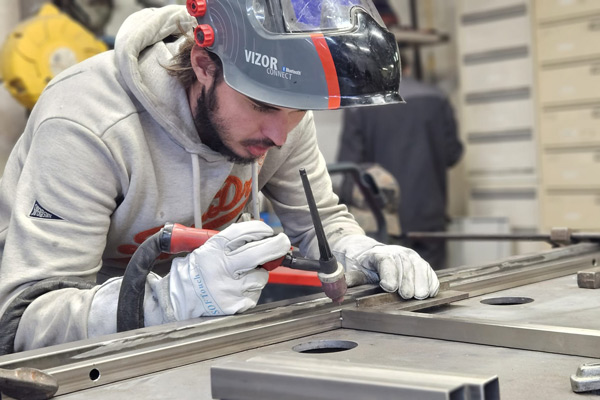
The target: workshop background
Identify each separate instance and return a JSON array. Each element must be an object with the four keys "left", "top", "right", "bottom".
[{"left": 1, "top": 0, "right": 597, "bottom": 268}]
